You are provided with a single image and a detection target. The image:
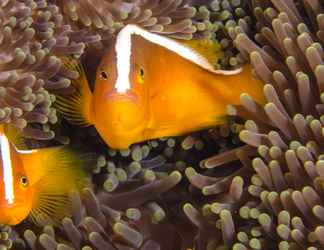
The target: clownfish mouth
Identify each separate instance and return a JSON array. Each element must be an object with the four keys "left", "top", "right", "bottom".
[
  {"left": 105, "top": 89, "right": 138, "bottom": 103},
  {"left": 0, "top": 199, "right": 25, "bottom": 209},
  {"left": 0, "top": 200, "right": 25, "bottom": 208}
]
